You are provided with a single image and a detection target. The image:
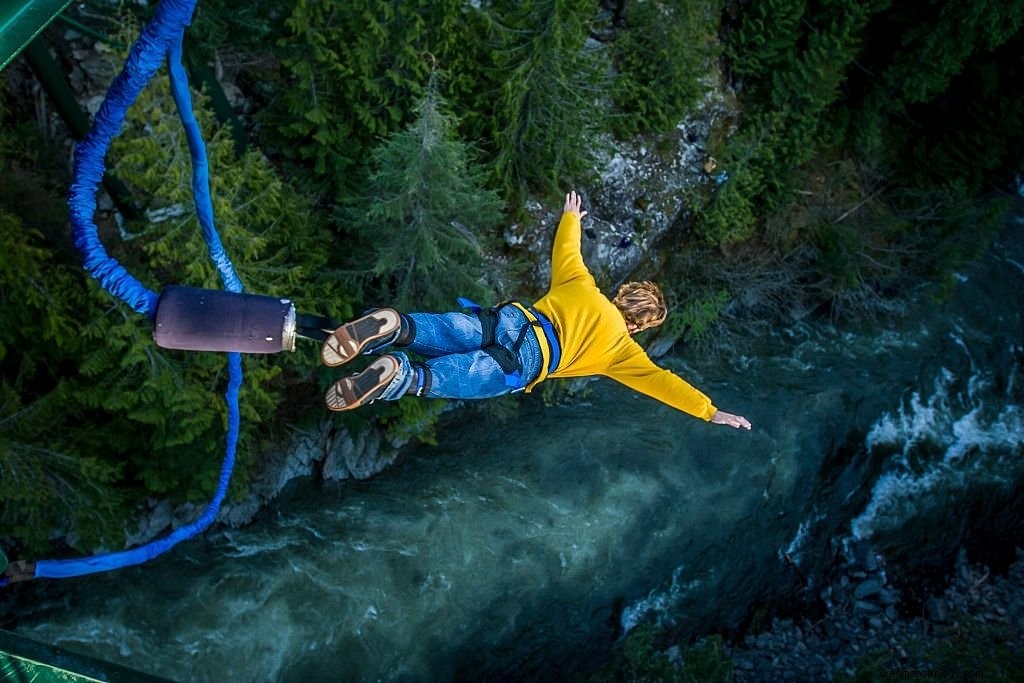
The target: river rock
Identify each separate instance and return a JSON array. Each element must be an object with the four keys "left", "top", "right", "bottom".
[
  {"left": 853, "top": 577, "right": 883, "bottom": 599},
  {"left": 851, "top": 541, "right": 879, "bottom": 572},
  {"left": 261, "top": 424, "right": 330, "bottom": 492},
  {"left": 322, "top": 426, "right": 399, "bottom": 481},
  {"left": 123, "top": 499, "right": 173, "bottom": 547},
  {"left": 925, "top": 596, "right": 948, "bottom": 623},
  {"left": 876, "top": 588, "right": 898, "bottom": 605},
  {"left": 854, "top": 599, "right": 882, "bottom": 614},
  {"left": 214, "top": 422, "right": 333, "bottom": 527}
]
